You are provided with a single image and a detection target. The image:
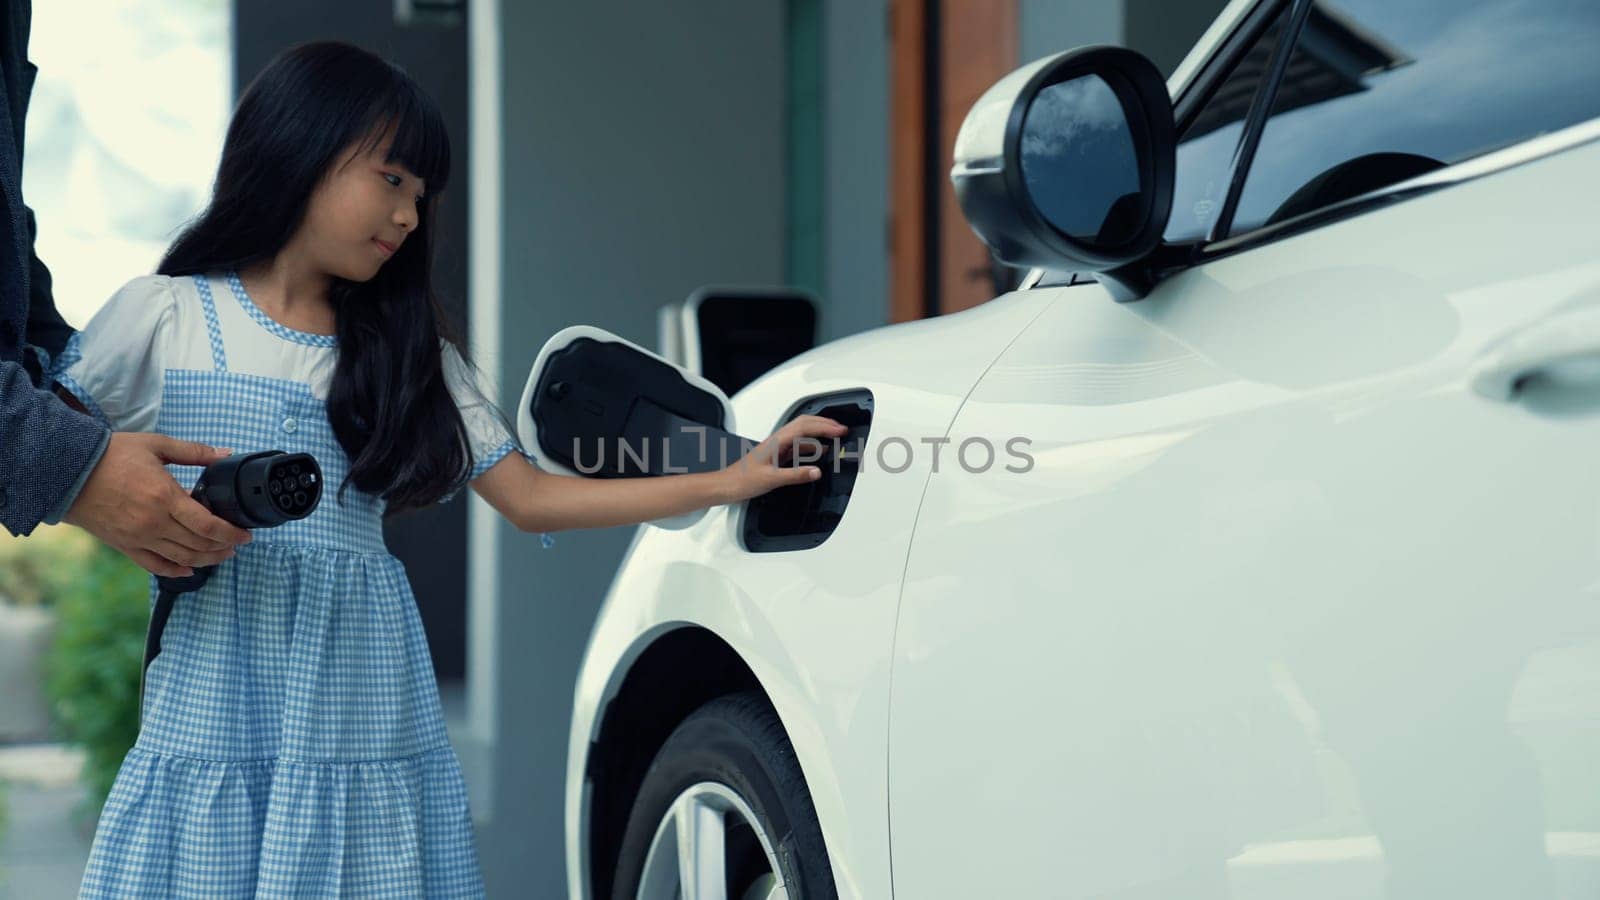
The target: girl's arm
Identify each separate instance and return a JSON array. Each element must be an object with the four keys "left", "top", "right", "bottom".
[{"left": 470, "top": 415, "right": 849, "bottom": 534}]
